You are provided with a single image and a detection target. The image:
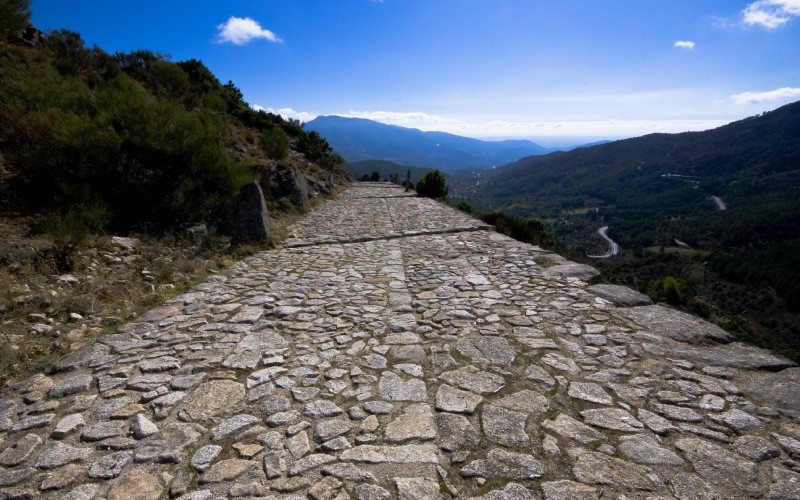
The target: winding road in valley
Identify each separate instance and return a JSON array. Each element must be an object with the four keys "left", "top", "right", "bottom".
[{"left": 587, "top": 225, "right": 619, "bottom": 258}]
